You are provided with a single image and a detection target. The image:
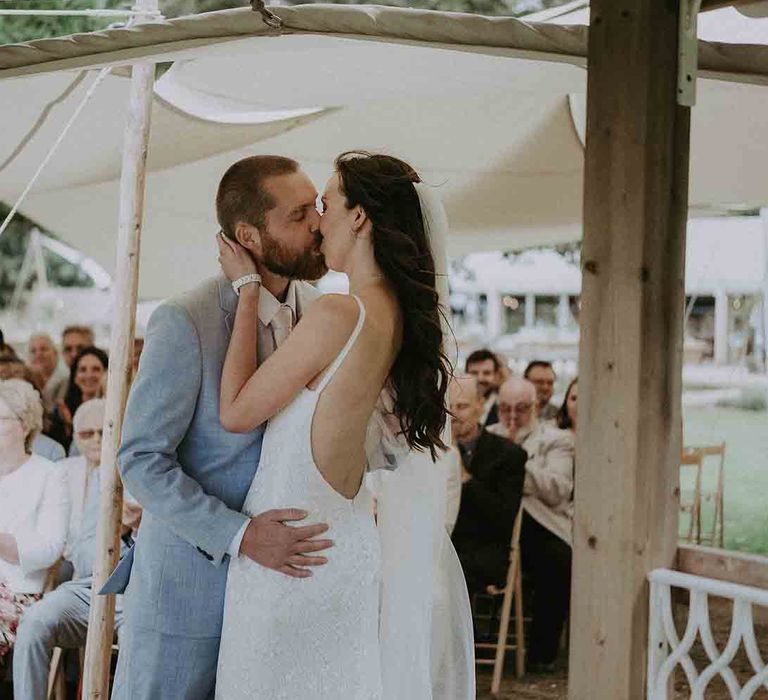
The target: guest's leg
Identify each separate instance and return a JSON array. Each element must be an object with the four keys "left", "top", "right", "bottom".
[
  {"left": 13, "top": 581, "right": 92, "bottom": 700},
  {"left": 521, "top": 513, "right": 572, "bottom": 665}
]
